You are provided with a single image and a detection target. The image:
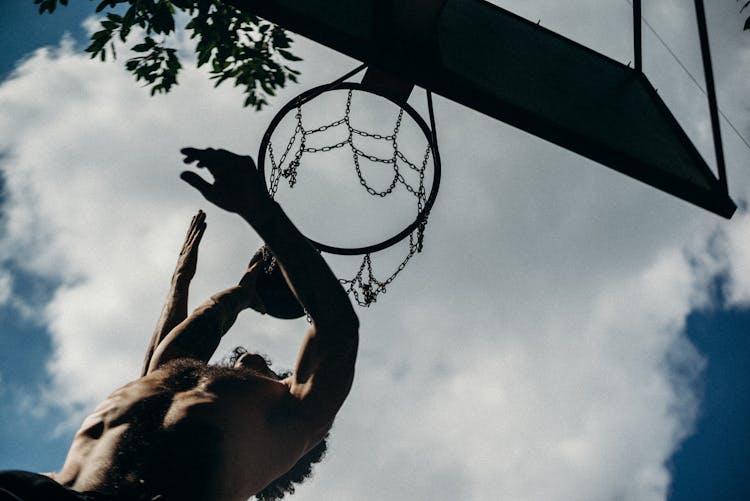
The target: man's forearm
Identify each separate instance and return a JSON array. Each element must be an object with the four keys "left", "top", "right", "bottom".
[
  {"left": 146, "top": 285, "right": 250, "bottom": 373},
  {"left": 241, "top": 201, "right": 358, "bottom": 333},
  {"left": 141, "top": 276, "right": 190, "bottom": 376}
]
